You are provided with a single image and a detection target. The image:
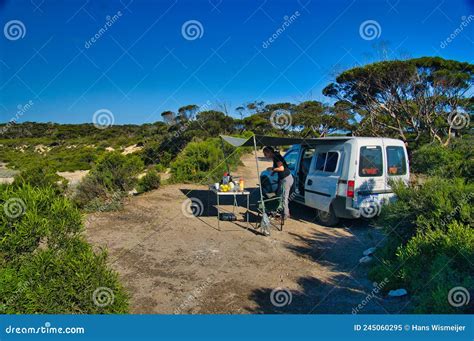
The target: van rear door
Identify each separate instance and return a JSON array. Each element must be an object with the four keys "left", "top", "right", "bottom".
[
  {"left": 384, "top": 143, "right": 410, "bottom": 188},
  {"left": 355, "top": 144, "right": 386, "bottom": 209},
  {"left": 304, "top": 150, "right": 341, "bottom": 212}
]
